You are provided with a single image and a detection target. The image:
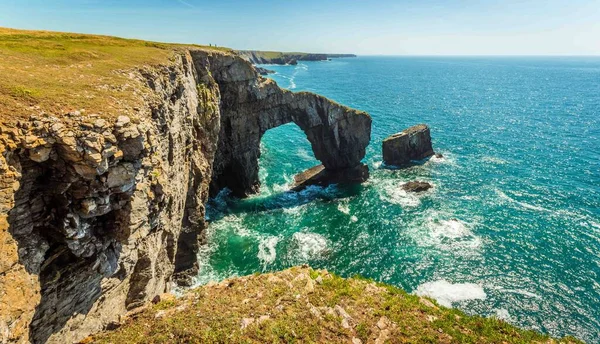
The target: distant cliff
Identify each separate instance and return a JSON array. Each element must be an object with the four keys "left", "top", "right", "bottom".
[{"left": 236, "top": 50, "right": 357, "bottom": 65}]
